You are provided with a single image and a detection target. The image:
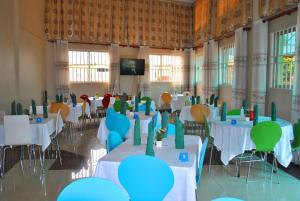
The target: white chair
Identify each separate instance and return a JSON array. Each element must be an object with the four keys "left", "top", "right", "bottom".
[
  {"left": 49, "top": 110, "right": 63, "bottom": 165},
  {"left": 2, "top": 115, "right": 34, "bottom": 176},
  {"left": 29, "top": 106, "right": 44, "bottom": 115}
]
